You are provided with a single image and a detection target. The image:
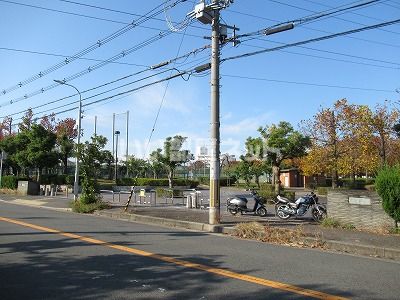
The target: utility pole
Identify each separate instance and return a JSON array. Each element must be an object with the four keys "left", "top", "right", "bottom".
[
  {"left": 209, "top": 0, "right": 221, "bottom": 225},
  {"left": 189, "top": 0, "right": 233, "bottom": 224}
]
